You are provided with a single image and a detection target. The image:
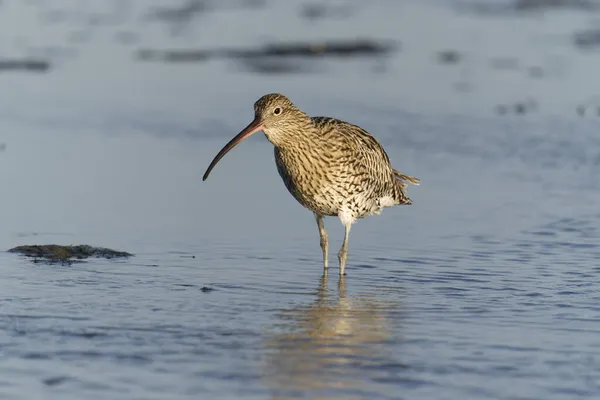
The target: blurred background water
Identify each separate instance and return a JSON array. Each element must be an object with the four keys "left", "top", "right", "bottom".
[{"left": 1, "top": 0, "right": 600, "bottom": 399}]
